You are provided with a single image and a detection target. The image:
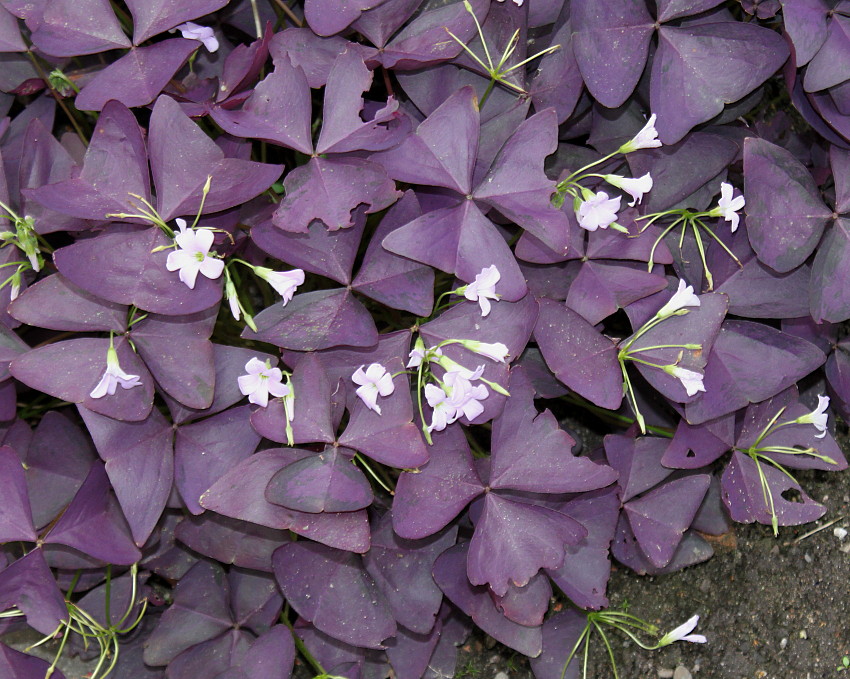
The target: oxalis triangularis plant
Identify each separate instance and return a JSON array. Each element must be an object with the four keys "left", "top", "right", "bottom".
[{"left": 0, "top": 1, "right": 848, "bottom": 678}]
